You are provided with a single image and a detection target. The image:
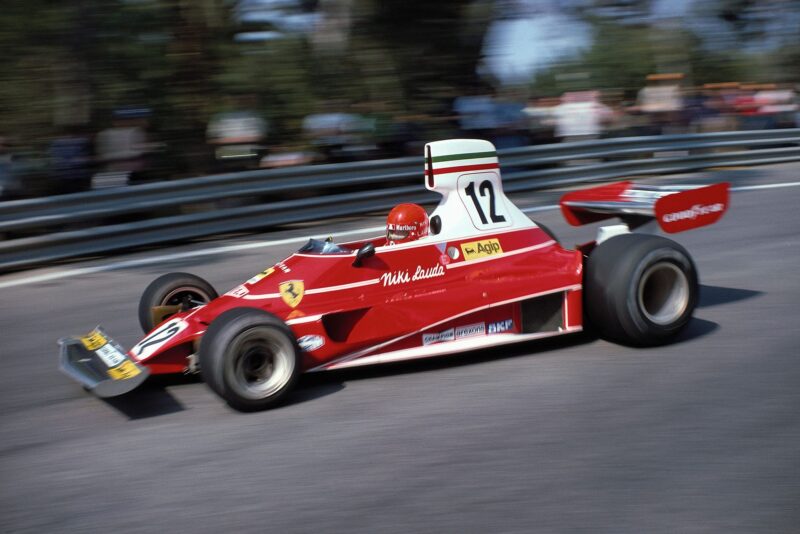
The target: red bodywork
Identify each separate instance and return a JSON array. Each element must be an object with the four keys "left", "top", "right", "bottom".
[{"left": 129, "top": 227, "right": 584, "bottom": 374}]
